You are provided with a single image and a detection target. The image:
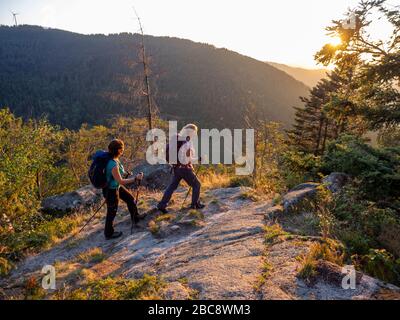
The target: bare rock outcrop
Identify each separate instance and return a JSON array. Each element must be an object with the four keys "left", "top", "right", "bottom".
[
  {"left": 41, "top": 185, "right": 102, "bottom": 215},
  {"left": 282, "top": 183, "right": 319, "bottom": 212},
  {"left": 322, "top": 172, "right": 349, "bottom": 193},
  {"left": 5, "top": 177, "right": 399, "bottom": 300},
  {"left": 131, "top": 162, "right": 172, "bottom": 190}
]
